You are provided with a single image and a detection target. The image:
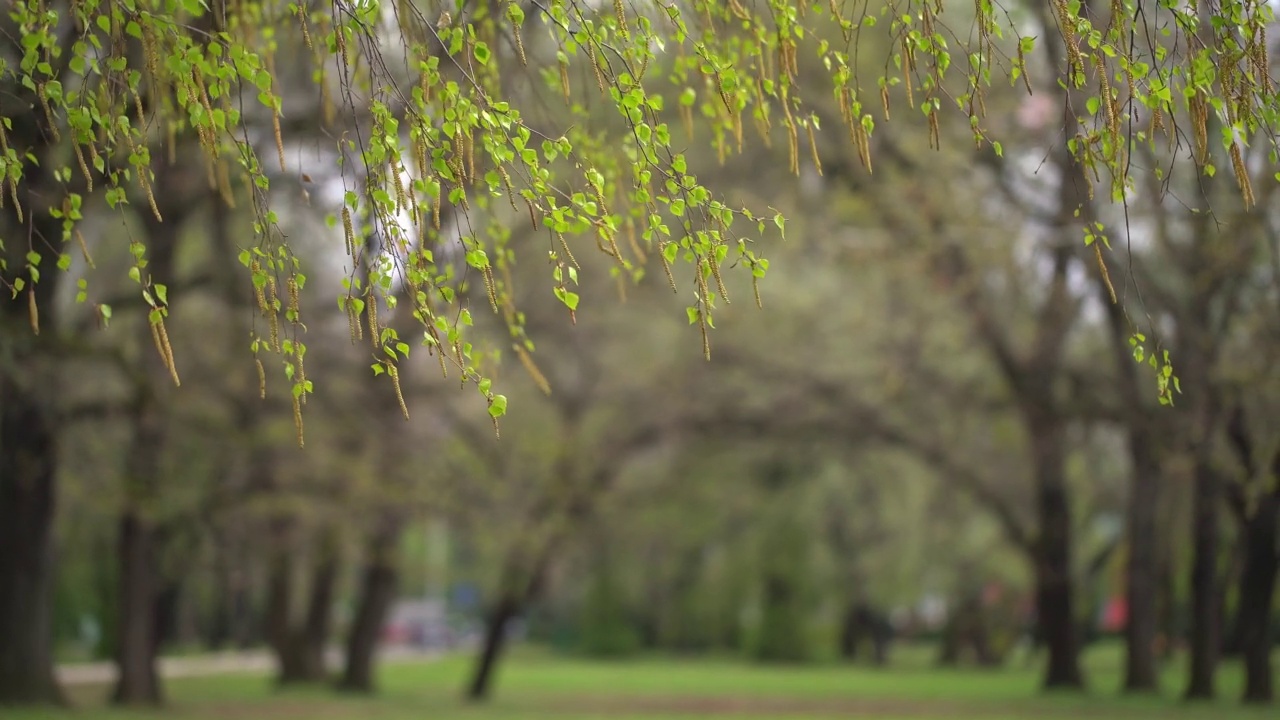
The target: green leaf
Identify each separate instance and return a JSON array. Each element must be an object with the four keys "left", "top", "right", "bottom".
[{"left": 488, "top": 394, "right": 508, "bottom": 418}]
